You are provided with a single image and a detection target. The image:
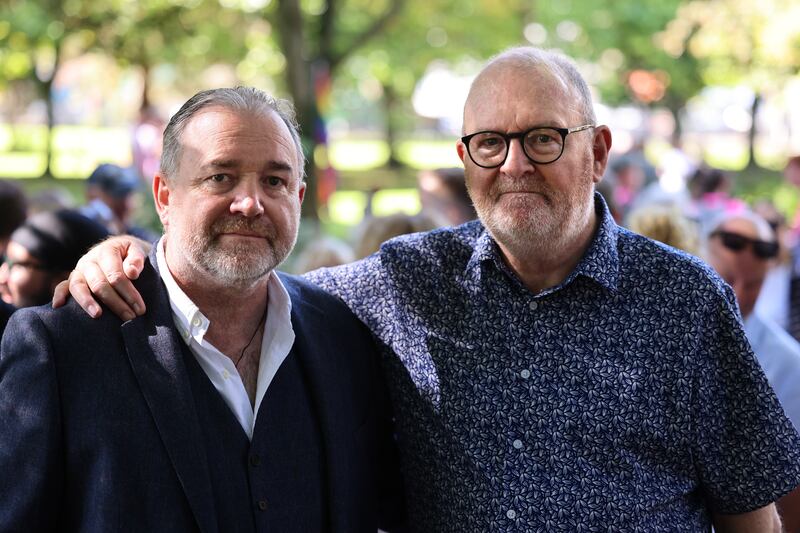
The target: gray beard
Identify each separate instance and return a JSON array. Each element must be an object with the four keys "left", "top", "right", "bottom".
[
  {"left": 180, "top": 218, "right": 297, "bottom": 289},
  {"left": 471, "top": 175, "right": 595, "bottom": 261}
]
